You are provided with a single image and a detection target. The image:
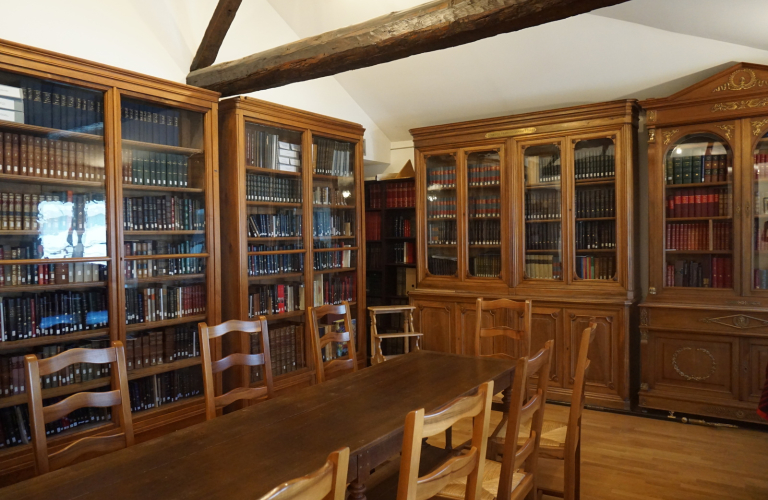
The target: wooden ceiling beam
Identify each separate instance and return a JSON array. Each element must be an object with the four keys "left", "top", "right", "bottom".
[
  {"left": 189, "top": 0, "right": 242, "bottom": 72},
  {"left": 187, "top": 0, "right": 628, "bottom": 96}
]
